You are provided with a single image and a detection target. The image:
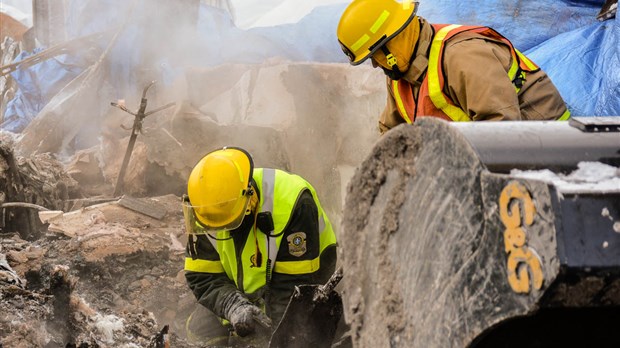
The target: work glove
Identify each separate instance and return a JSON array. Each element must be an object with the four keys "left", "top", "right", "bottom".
[{"left": 228, "top": 302, "right": 272, "bottom": 337}]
